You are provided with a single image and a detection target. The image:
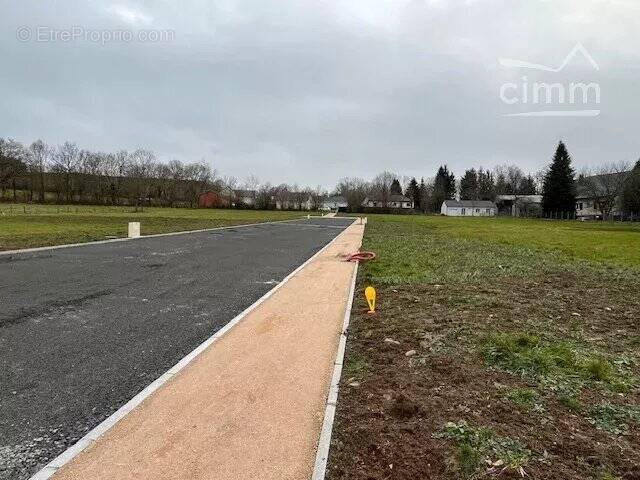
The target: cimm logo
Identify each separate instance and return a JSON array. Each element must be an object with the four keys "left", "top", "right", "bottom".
[{"left": 498, "top": 43, "right": 601, "bottom": 117}]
